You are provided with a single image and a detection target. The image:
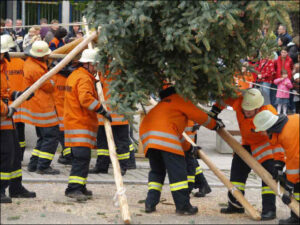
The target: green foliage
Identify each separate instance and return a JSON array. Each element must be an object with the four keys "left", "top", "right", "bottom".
[{"left": 83, "top": 0, "right": 289, "bottom": 121}]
